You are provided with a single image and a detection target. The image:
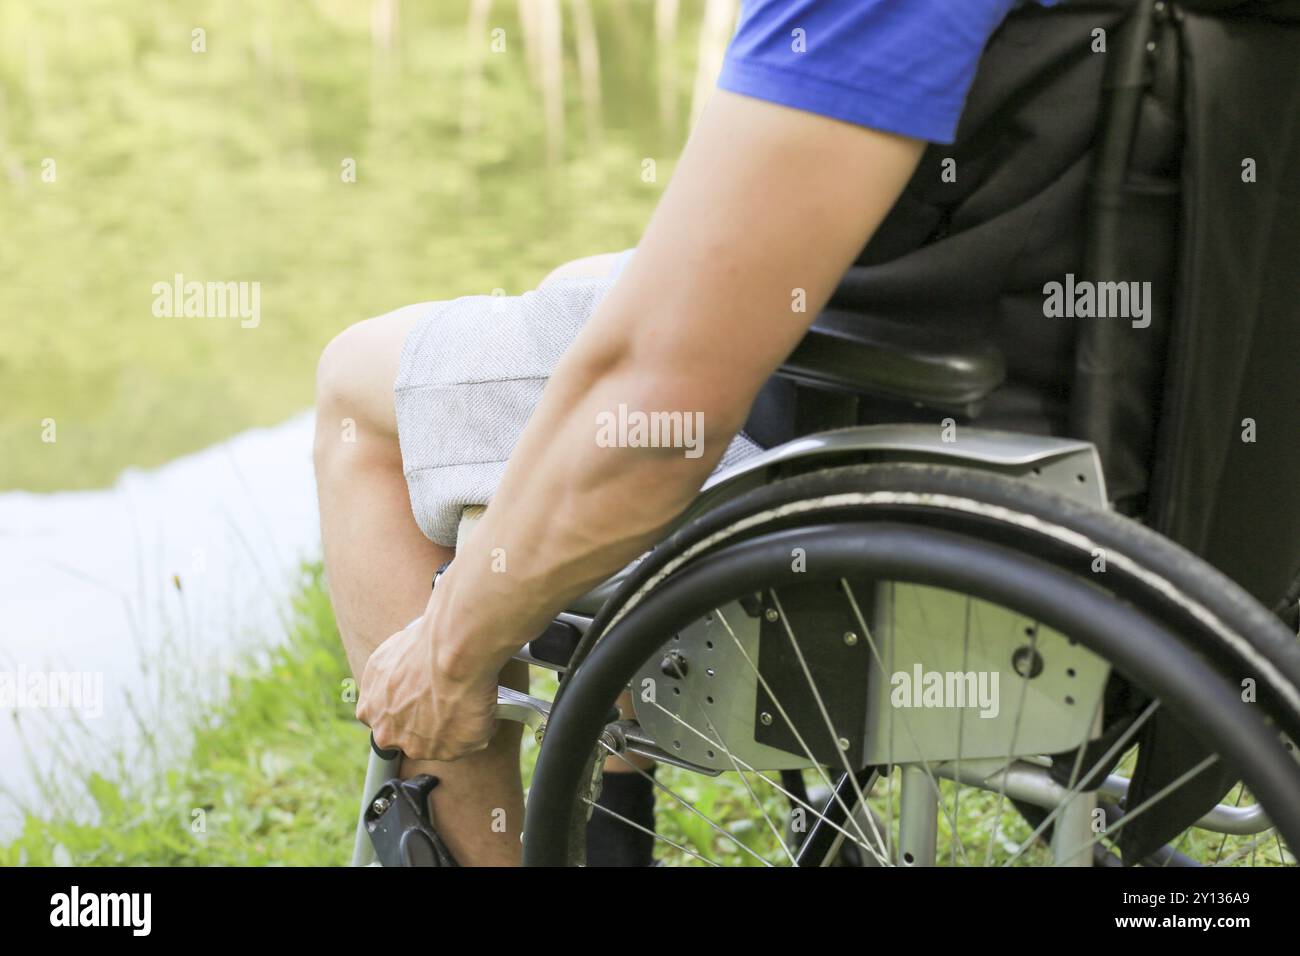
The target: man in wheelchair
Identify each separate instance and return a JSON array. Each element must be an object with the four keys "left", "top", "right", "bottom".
[{"left": 314, "top": 0, "right": 1300, "bottom": 866}]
